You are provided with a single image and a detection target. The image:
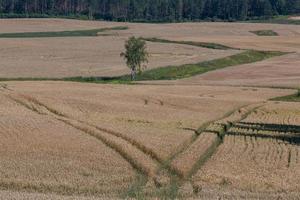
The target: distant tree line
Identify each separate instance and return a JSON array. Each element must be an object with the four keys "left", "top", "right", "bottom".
[{"left": 0, "top": 0, "right": 299, "bottom": 22}]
